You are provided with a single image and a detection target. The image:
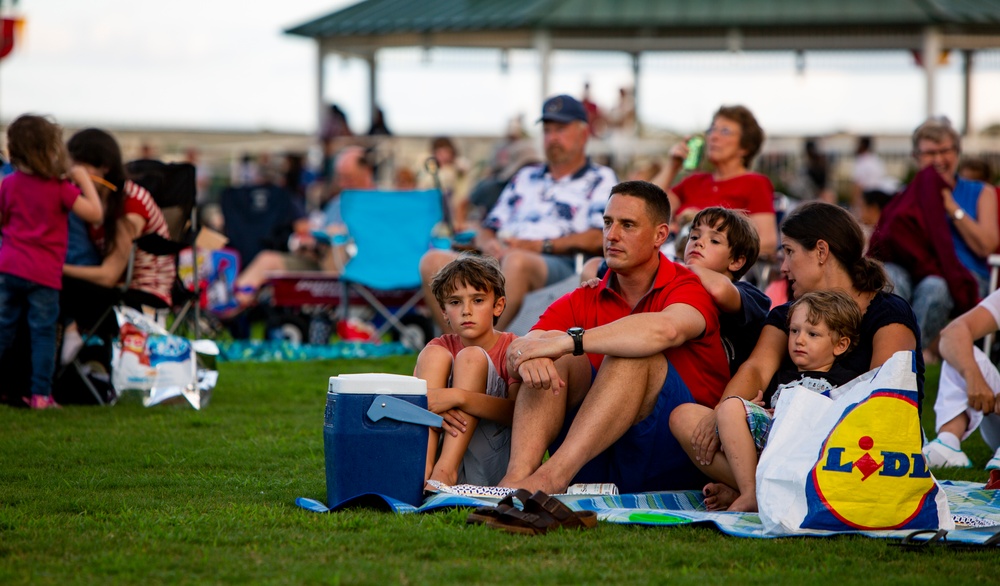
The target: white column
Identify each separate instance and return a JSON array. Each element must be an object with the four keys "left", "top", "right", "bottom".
[
  {"left": 316, "top": 42, "right": 326, "bottom": 133},
  {"left": 534, "top": 30, "right": 552, "bottom": 102},
  {"left": 631, "top": 51, "right": 641, "bottom": 137},
  {"left": 962, "top": 49, "right": 973, "bottom": 135},
  {"left": 922, "top": 26, "right": 941, "bottom": 118},
  {"left": 365, "top": 52, "right": 378, "bottom": 123}
]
